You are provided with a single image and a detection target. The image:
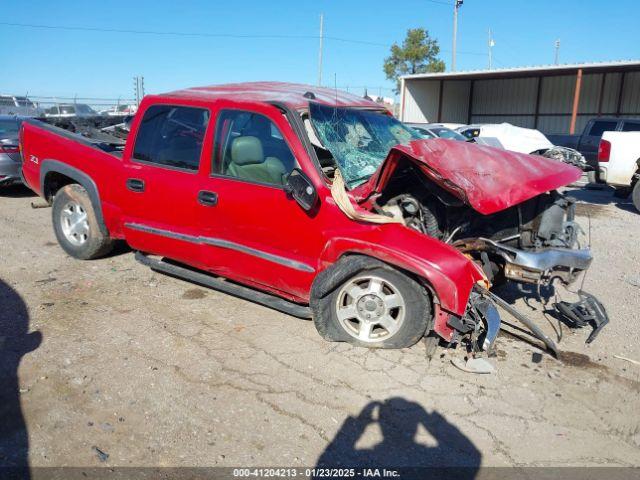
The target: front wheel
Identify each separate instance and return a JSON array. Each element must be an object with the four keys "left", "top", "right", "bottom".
[
  {"left": 313, "top": 266, "right": 432, "bottom": 349},
  {"left": 52, "top": 184, "right": 113, "bottom": 260}
]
